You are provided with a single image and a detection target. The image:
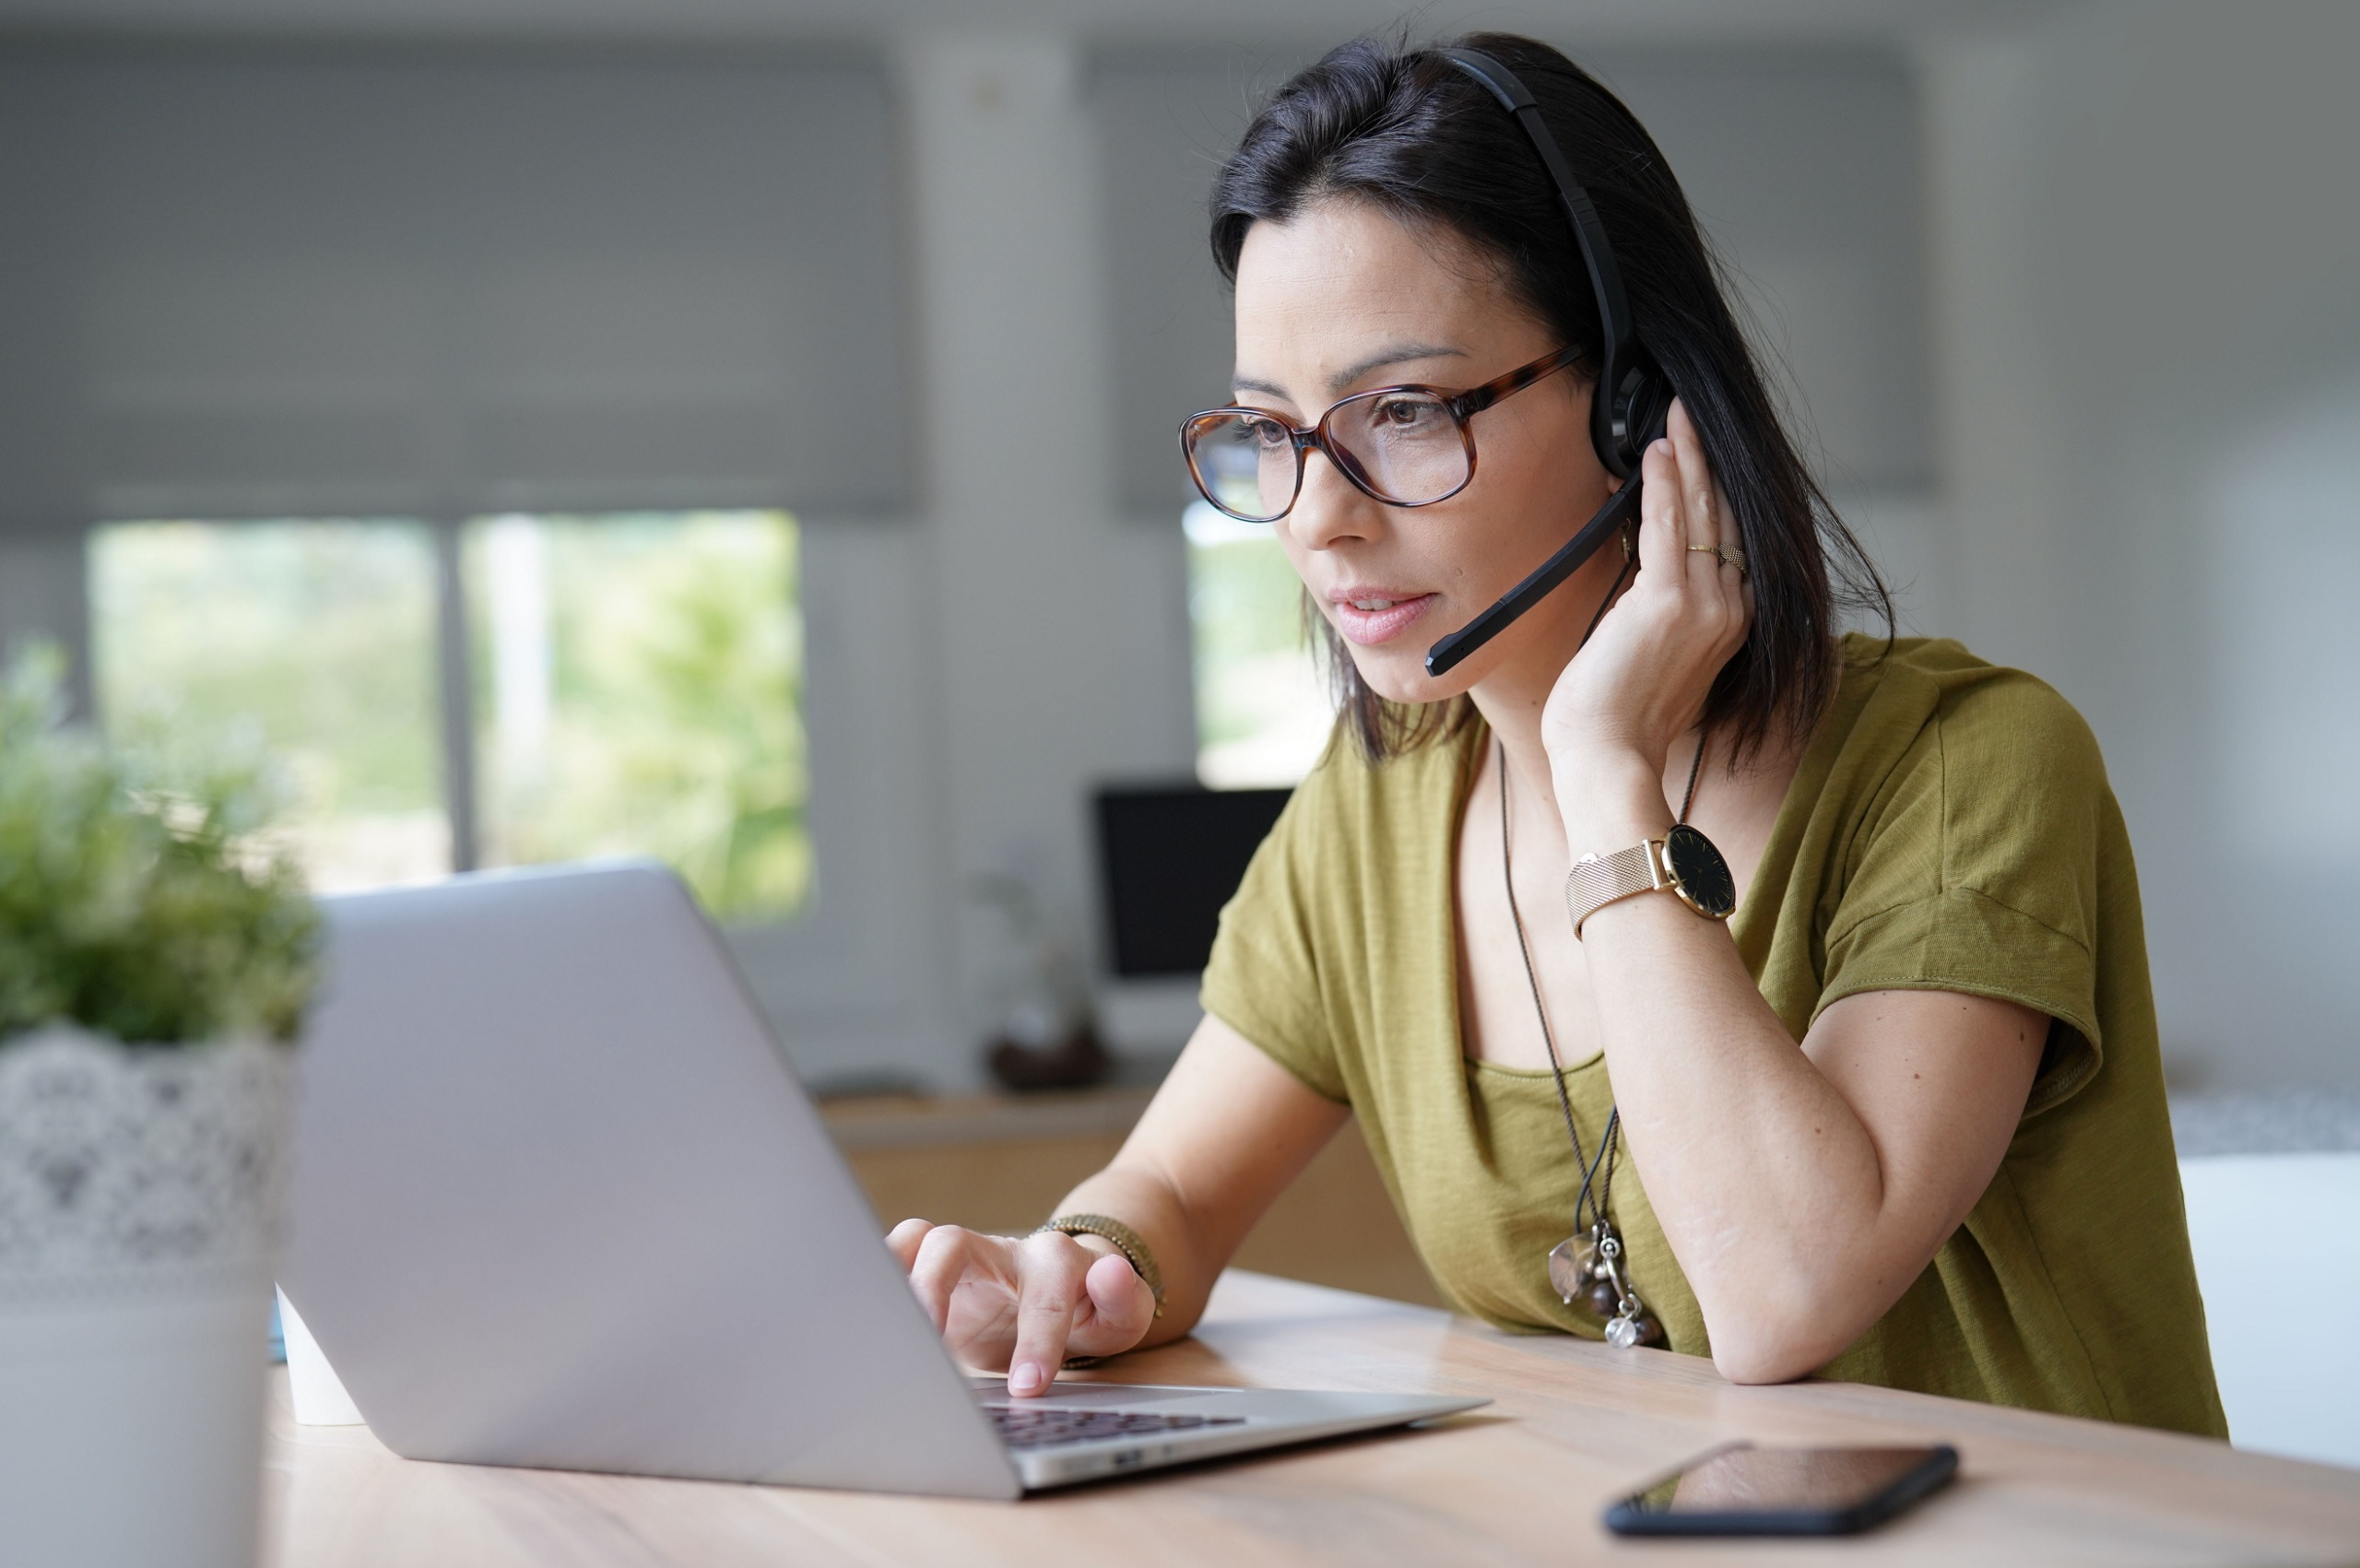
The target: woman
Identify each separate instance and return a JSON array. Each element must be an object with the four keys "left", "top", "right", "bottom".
[{"left": 891, "top": 32, "right": 2224, "bottom": 1435}]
